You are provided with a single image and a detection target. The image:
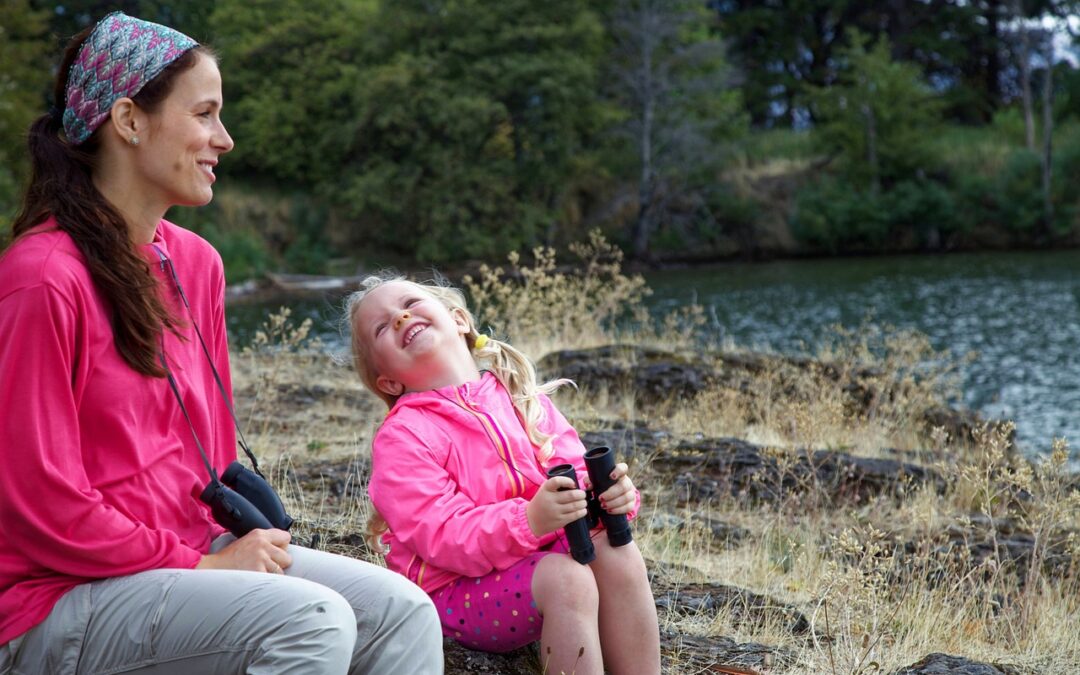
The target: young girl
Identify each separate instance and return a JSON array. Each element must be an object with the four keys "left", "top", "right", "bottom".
[{"left": 348, "top": 275, "right": 661, "bottom": 675}]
